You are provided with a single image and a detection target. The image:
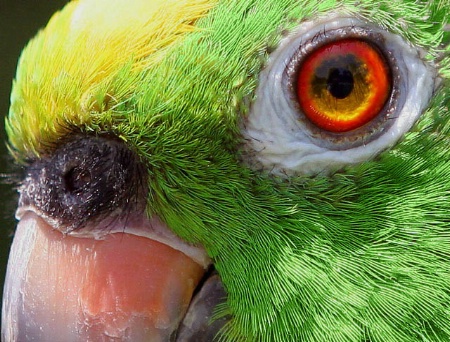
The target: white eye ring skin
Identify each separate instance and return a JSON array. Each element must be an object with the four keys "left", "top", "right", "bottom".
[{"left": 242, "top": 15, "right": 440, "bottom": 176}]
